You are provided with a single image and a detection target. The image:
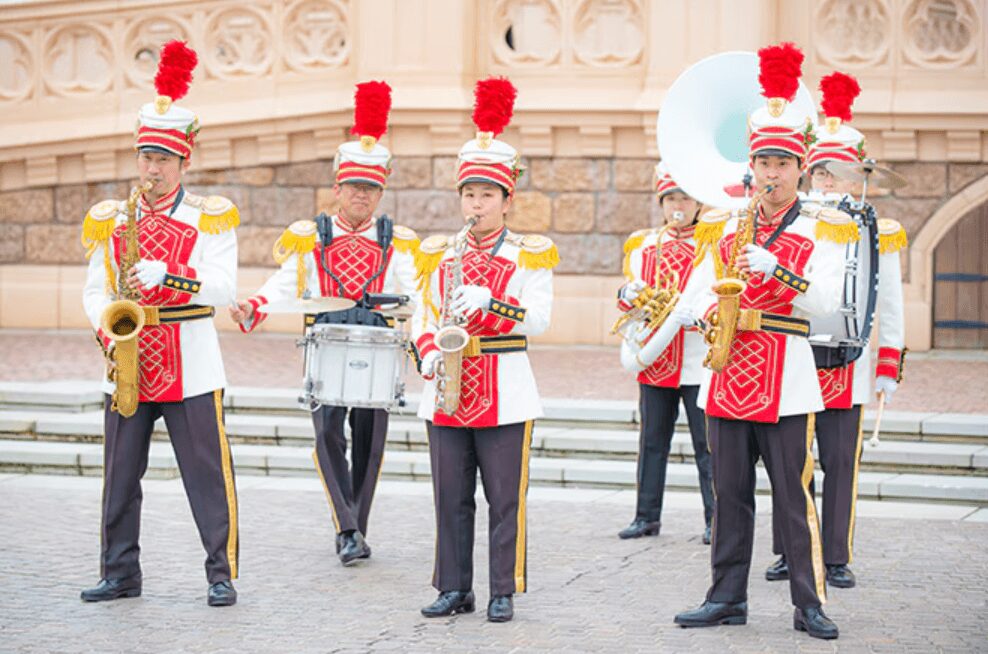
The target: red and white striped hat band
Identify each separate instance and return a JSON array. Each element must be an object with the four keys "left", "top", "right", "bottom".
[
  {"left": 806, "top": 141, "right": 861, "bottom": 170},
  {"left": 136, "top": 126, "right": 194, "bottom": 159},
  {"left": 749, "top": 125, "right": 808, "bottom": 160},
  {"left": 336, "top": 161, "right": 390, "bottom": 187},
  {"left": 457, "top": 160, "right": 518, "bottom": 193},
  {"left": 655, "top": 174, "right": 681, "bottom": 198}
]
